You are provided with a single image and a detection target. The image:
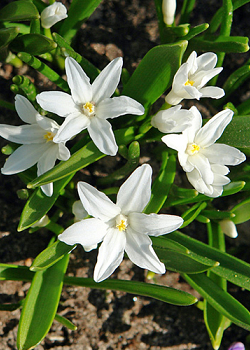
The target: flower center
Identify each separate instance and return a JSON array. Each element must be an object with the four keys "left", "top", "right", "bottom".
[
  {"left": 44, "top": 131, "right": 55, "bottom": 142},
  {"left": 185, "top": 79, "right": 195, "bottom": 86},
  {"left": 82, "top": 101, "right": 95, "bottom": 118},
  {"left": 115, "top": 214, "right": 128, "bottom": 232},
  {"left": 186, "top": 143, "right": 200, "bottom": 155}
]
